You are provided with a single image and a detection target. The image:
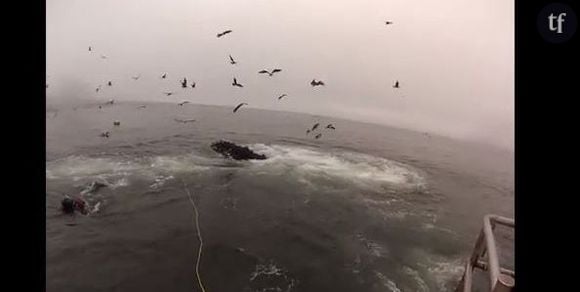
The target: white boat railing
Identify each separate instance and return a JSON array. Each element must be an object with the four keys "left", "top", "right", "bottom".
[{"left": 455, "top": 214, "right": 515, "bottom": 292}]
